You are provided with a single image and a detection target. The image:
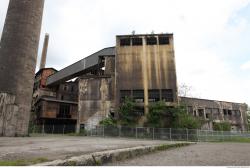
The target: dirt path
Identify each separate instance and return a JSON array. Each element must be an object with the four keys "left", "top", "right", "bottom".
[{"left": 106, "top": 142, "right": 250, "bottom": 166}]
